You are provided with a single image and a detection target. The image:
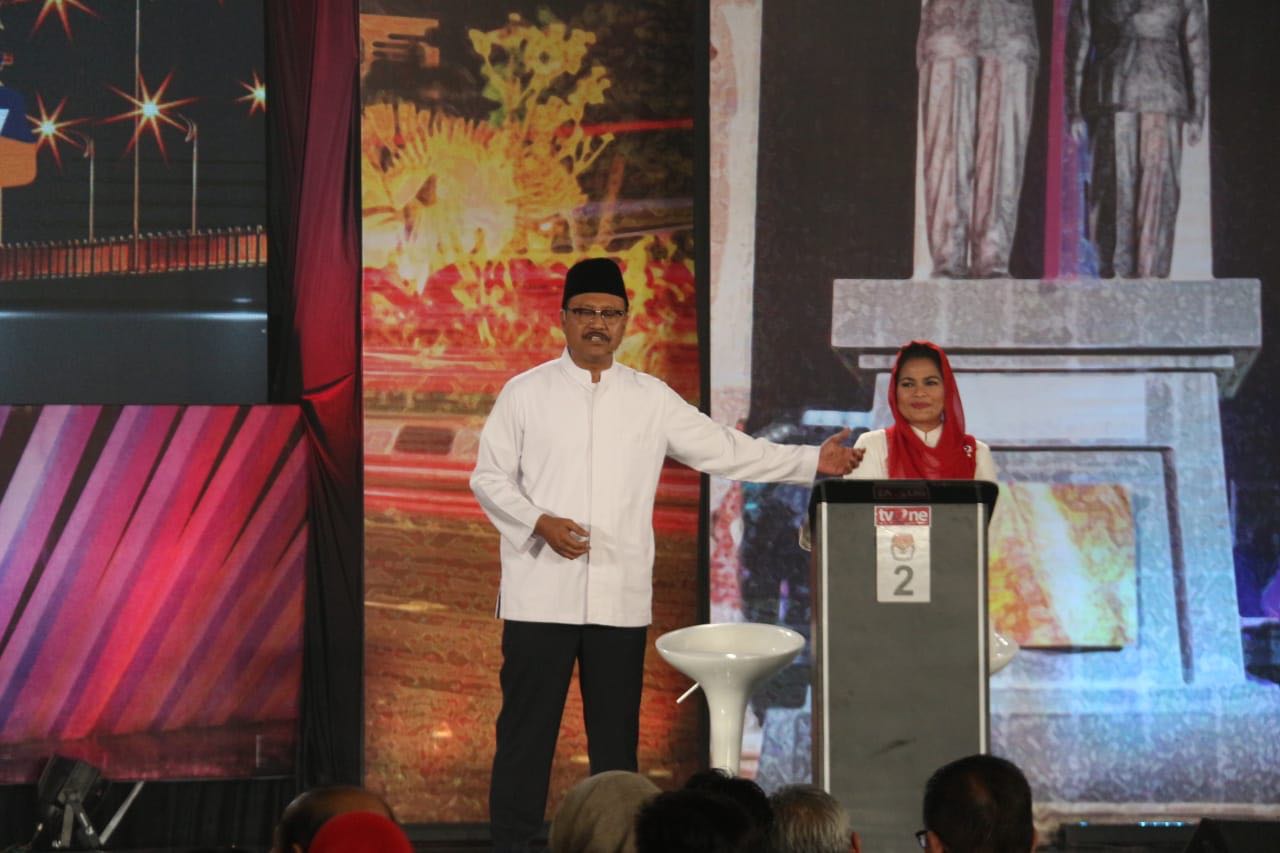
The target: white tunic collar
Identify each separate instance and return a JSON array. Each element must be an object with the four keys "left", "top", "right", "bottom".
[
  {"left": 558, "top": 348, "right": 617, "bottom": 388},
  {"left": 911, "top": 423, "right": 944, "bottom": 447}
]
